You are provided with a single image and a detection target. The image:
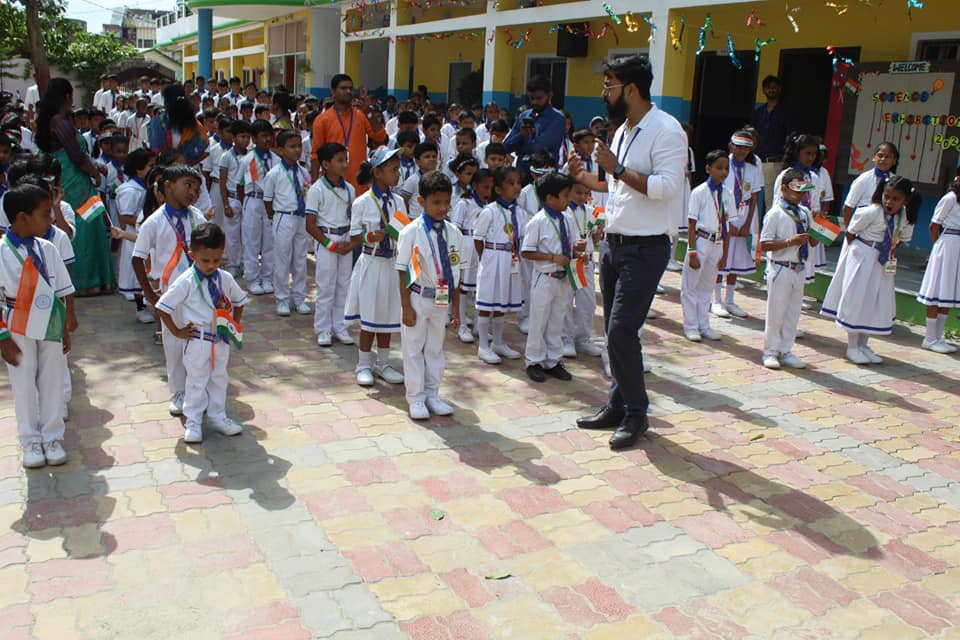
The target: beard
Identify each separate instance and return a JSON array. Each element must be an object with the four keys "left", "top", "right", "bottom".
[{"left": 606, "top": 94, "right": 627, "bottom": 121}]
